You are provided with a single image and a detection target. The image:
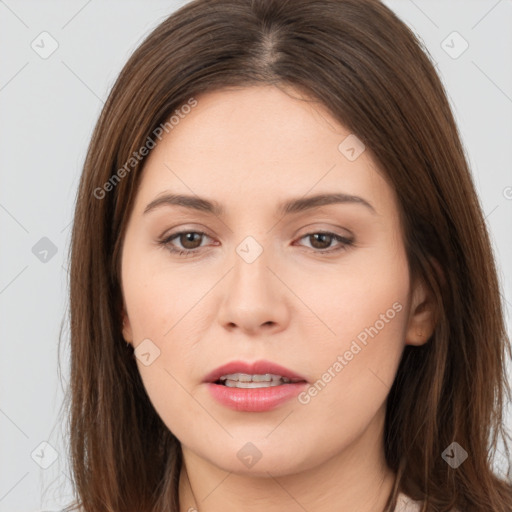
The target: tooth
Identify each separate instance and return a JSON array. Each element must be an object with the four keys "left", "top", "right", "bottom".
[
  {"left": 251, "top": 374, "right": 272, "bottom": 382},
  {"left": 217, "top": 373, "right": 297, "bottom": 385},
  {"left": 224, "top": 380, "right": 283, "bottom": 388},
  {"left": 218, "top": 373, "right": 287, "bottom": 382},
  {"left": 221, "top": 373, "right": 252, "bottom": 381}
]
